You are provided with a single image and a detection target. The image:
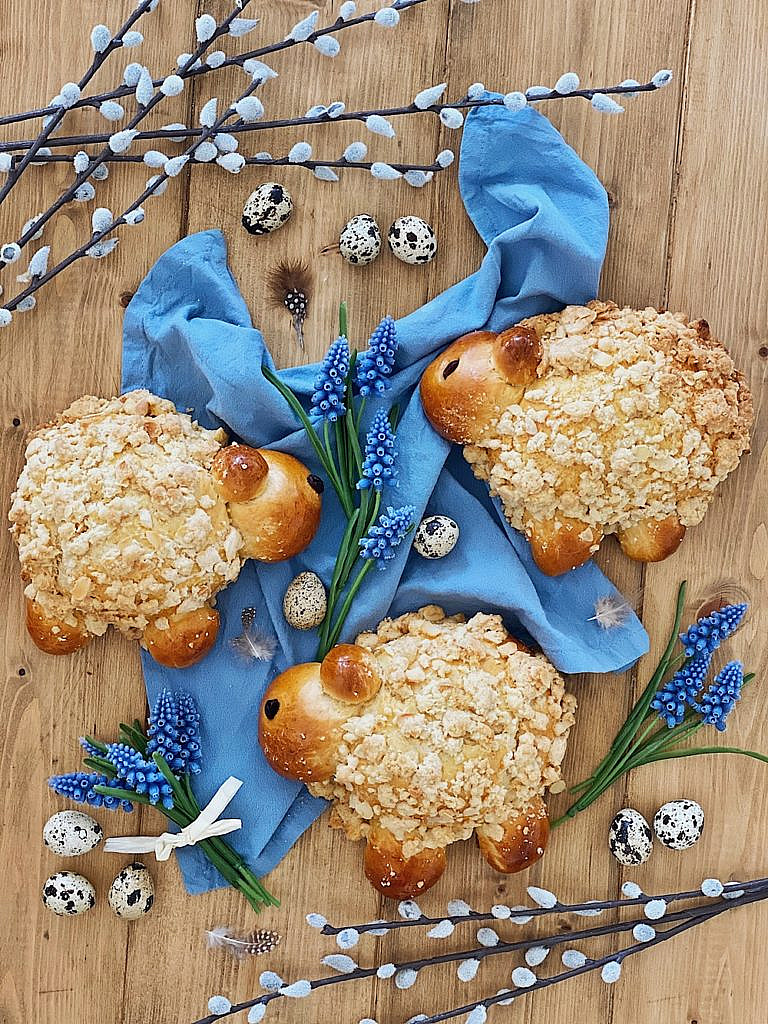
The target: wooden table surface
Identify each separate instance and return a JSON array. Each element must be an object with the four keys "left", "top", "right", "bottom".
[{"left": 1, "top": 2, "right": 766, "bottom": 1022}]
